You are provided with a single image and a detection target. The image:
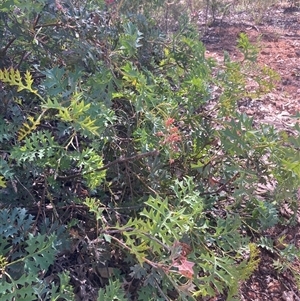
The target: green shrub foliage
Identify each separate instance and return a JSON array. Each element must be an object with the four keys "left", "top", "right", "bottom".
[{"left": 0, "top": 0, "right": 299, "bottom": 300}]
